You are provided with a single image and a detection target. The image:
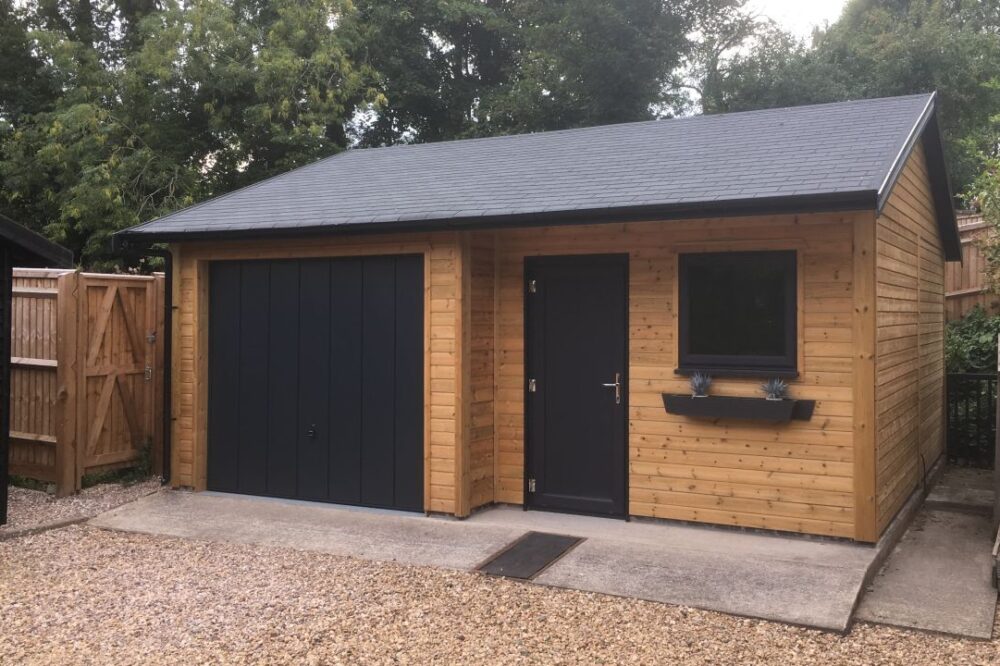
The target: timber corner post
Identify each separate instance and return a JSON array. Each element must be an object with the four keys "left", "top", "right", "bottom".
[
  {"left": 852, "top": 214, "right": 878, "bottom": 542},
  {"left": 54, "top": 270, "right": 79, "bottom": 496}
]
